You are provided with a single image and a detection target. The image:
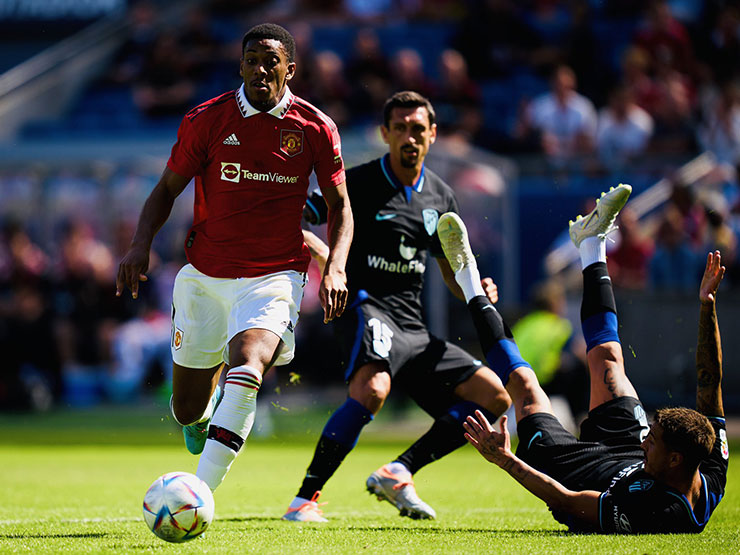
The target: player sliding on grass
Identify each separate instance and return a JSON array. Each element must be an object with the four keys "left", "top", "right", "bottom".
[
  {"left": 438, "top": 184, "right": 728, "bottom": 533},
  {"left": 282, "top": 92, "right": 511, "bottom": 522}
]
